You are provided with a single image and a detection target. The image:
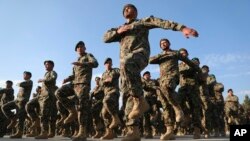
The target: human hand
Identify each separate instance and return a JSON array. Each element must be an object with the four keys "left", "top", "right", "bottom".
[
  {"left": 117, "top": 25, "right": 132, "bottom": 34},
  {"left": 182, "top": 27, "right": 199, "bottom": 38}
]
